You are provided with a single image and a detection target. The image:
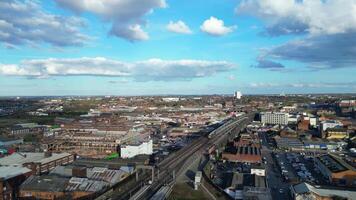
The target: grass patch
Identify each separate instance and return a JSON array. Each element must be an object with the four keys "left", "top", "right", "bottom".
[{"left": 169, "top": 183, "right": 210, "bottom": 200}]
